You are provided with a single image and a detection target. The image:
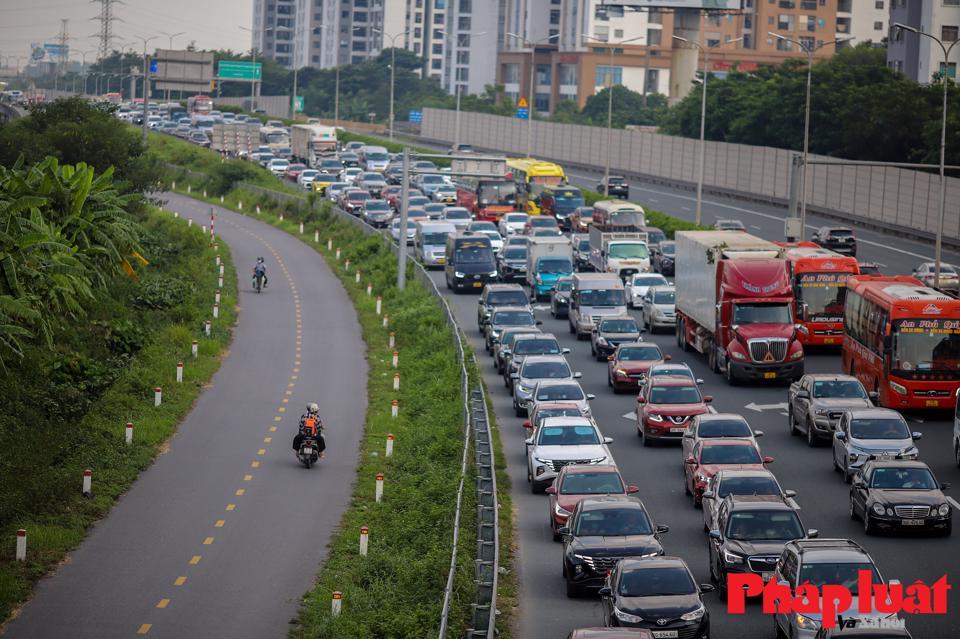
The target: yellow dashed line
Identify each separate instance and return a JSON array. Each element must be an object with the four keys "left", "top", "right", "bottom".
[
  {"left": 189, "top": 555, "right": 202, "bottom": 565},
  {"left": 265, "top": 437, "right": 273, "bottom": 443},
  {"left": 156, "top": 599, "right": 170, "bottom": 609},
  {"left": 274, "top": 416, "right": 282, "bottom": 422},
  {"left": 251, "top": 461, "right": 260, "bottom": 468},
  {"left": 137, "top": 623, "right": 152, "bottom": 635},
  {"left": 174, "top": 576, "right": 187, "bottom": 586},
  {"left": 257, "top": 448, "right": 266, "bottom": 455},
  {"left": 235, "top": 489, "right": 245, "bottom": 496},
  {"left": 215, "top": 520, "right": 225, "bottom": 528},
  {"left": 226, "top": 503, "right": 236, "bottom": 511},
  {"left": 203, "top": 537, "right": 215, "bottom": 545},
  {"left": 243, "top": 474, "right": 253, "bottom": 481}
]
